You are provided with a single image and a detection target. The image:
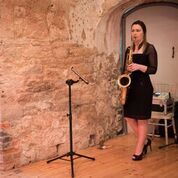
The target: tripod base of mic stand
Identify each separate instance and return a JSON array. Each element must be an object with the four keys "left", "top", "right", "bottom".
[
  {"left": 47, "top": 151, "right": 95, "bottom": 163},
  {"left": 159, "top": 141, "right": 178, "bottom": 149},
  {"left": 159, "top": 137, "right": 178, "bottom": 149},
  {"left": 47, "top": 151, "right": 95, "bottom": 178}
]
